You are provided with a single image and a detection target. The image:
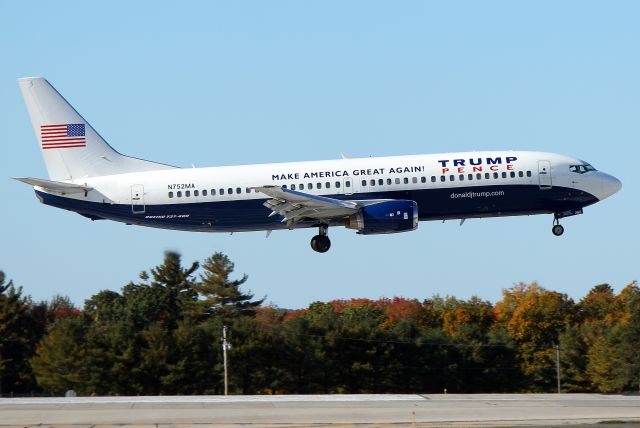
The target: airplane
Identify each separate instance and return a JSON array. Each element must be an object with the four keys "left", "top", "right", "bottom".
[{"left": 15, "top": 77, "right": 622, "bottom": 253}]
